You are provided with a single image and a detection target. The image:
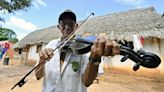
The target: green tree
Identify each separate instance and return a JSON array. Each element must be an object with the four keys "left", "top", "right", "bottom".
[
  {"left": 0, "top": 27, "right": 18, "bottom": 43},
  {"left": 0, "top": 0, "right": 32, "bottom": 21},
  {"left": 0, "top": 0, "right": 32, "bottom": 42}
]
